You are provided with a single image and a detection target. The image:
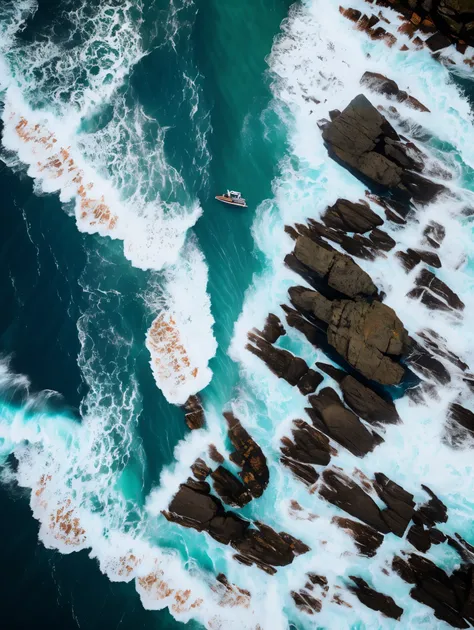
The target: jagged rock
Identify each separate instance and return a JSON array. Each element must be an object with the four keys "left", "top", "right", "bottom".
[
  {"left": 405, "top": 337, "right": 451, "bottom": 384},
  {"left": 424, "top": 221, "right": 446, "bottom": 248},
  {"left": 333, "top": 516, "right": 384, "bottom": 557},
  {"left": 191, "top": 458, "right": 211, "bottom": 481},
  {"left": 419, "top": 329, "right": 468, "bottom": 370},
  {"left": 320, "top": 468, "right": 390, "bottom": 533},
  {"left": 209, "top": 444, "right": 225, "bottom": 464},
  {"left": 374, "top": 472, "right": 415, "bottom": 537},
  {"left": 408, "top": 524, "right": 432, "bottom": 552},
  {"left": 427, "top": 31, "right": 453, "bottom": 49},
  {"left": 338, "top": 374, "right": 400, "bottom": 424},
  {"left": 246, "top": 331, "right": 309, "bottom": 386},
  {"left": 322, "top": 94, "right": 444, "bottom": 201},
  {"left": 361, "top": 70, "right": 430, "bottom": 112},
  {"left": 348, "top": 576, "right": 404, "bottom": 620},
  {"left": 184, "top": 395, "right": 205, "bottom": 430},
  {"left": 397, "top": 249, "right": 422, "bottom": 272},
  {"left": 292, "top": 589, "right": 322, "bottom": 614},
  {"left": 294, "top": 235, "right": 378, "bottom": 297},
  {"left": 308, "top": 388, "right": 383, "bottom": 456},
  {"left": 322, "top": 198, "right": 384, "bottom": 233},
  {"left": 327, "top": 300, "right": 409, "bottom": 385},
  {"left": 409, "top": 269, "right": 465, "bottom": 311},
  {"left": 297, "top": 369, "right": 324, "bottom": 395},
  {"left": 281, "top": 456, "right": 319, "bottom": 486},
  {"left": 211, "top": 466, "right": 251, "bottom": 508},
  {"left": 393, "top": 553, "right": 473, "bottom": 628},
  {"left": 447, "top": 403, "right": 474, "bottom": 445},
  {"left": 224, "top": 412, "right": 269, "bottom": 500},
  {"left": 258, "top": 313, "right": 286, "bottom": 344},
  {"left": 289, "top": 286, "right": 333, "bottom": 323},
  {"left": 281, "top": 419, "right": 332, "bottom": 466},
  {"left": 316, "top": 361, "right": 346, "bottom": 382},
  {"left": 232, "top": 522, "right": 310, "bottom": 575},
  {"left": 412, "top": 249, "right": 442, "bottom": 268},
  {"left": 369, "top": 228, "right": 396, "bottom": 251},
  {"left": 164, "top": 482, "right": 308, "bottom": 573},
  {"left": 413, "top": 484, "right": 448, "bottom": 528}
]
